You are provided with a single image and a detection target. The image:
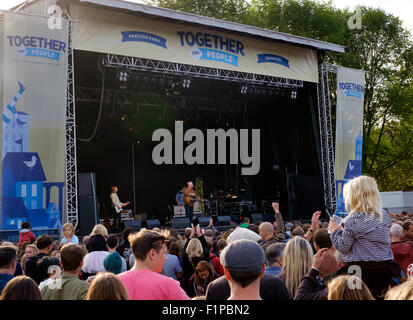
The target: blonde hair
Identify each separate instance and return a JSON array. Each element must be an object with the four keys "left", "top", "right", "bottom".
[
  {"left": 90, "top": 224, "right": 108, "bottom": 238},
  {"left": 327, "top": 275, "right": 374, "bottom": 300},
  {"left": 384, "top": 278, "right": 413, "bottom": 300},
  {"left": 25, "top": 244, "right": 38, "bottom": 255},
  {"left": 62, "top": 222, "right": 75, "bottom": 238},
  {"left": 20, "top": 255, "right": 27, "bottom": 273},
  {"left": 86, "top": 272, "right": 129, "bottom": 300},
  {"left": 186, "top": 238, "right": 203, "bottom": 259},
  {"left": 280, "top": 237, "right": 314, "bottom": 298},
  {"left": 50, "top": 250, "right": 60, "bottom": 258},
  {"left": 343, "top": 175, "right": 382, "bottom": 221}
]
